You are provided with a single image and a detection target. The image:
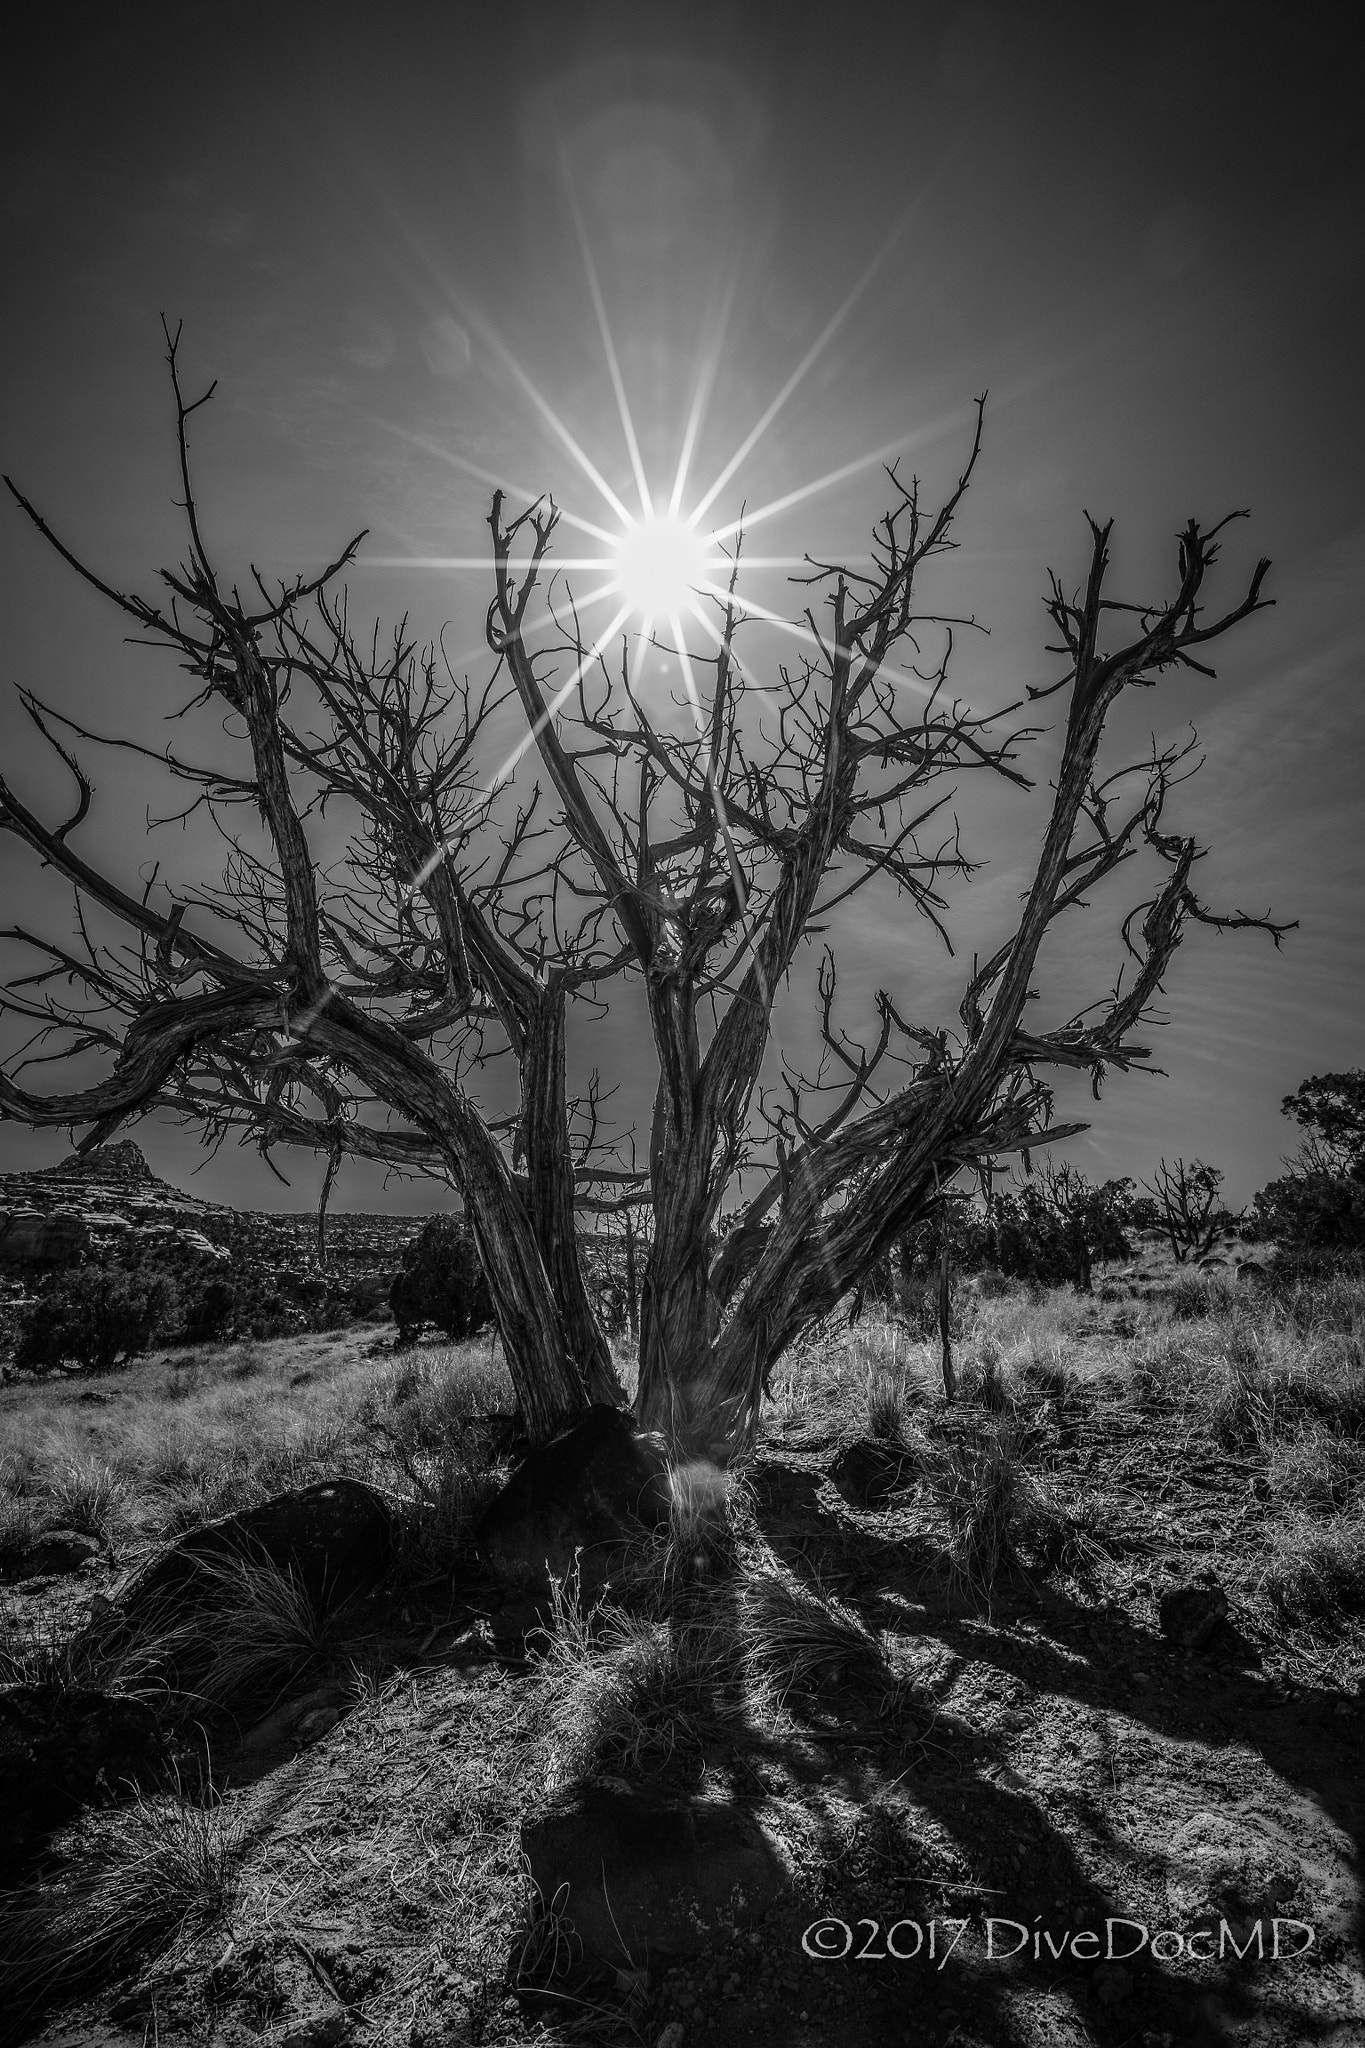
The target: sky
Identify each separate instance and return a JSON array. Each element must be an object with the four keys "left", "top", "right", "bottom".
[{"left": 1, "top": 0, "right": 1362, "bottom": 1214}]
